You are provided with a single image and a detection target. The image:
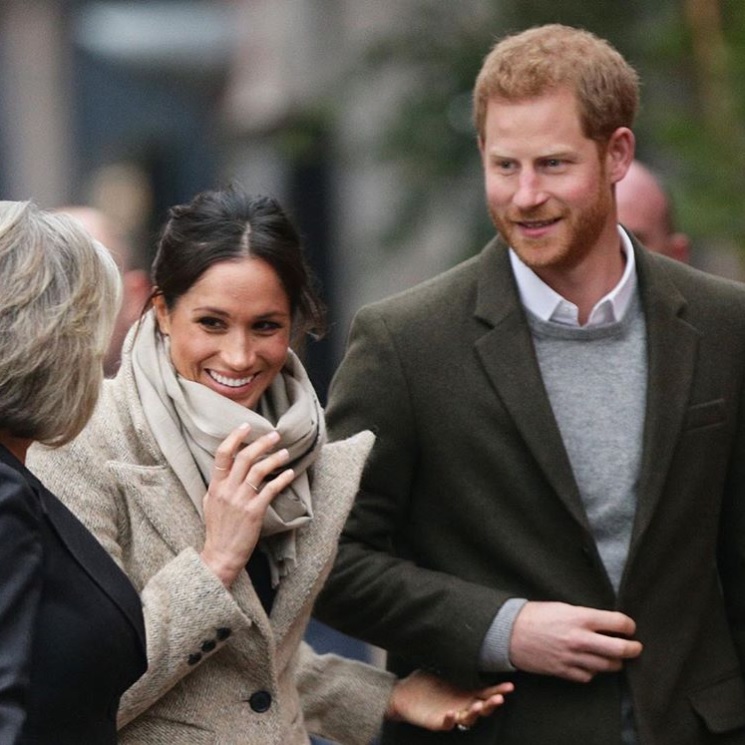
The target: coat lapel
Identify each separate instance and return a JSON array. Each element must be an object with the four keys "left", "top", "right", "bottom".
[
  {"left": 628, "top": 247, "right": 699, "bottom": 554},
  {"left": 269, "top": 432, "right": 375, "bottom": 645},
  {"left": 473, "top": 240, "right": 590, "bottom": 530},
  {"left": 108, "top": 460, "right": 206, "bottom": 555}
]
